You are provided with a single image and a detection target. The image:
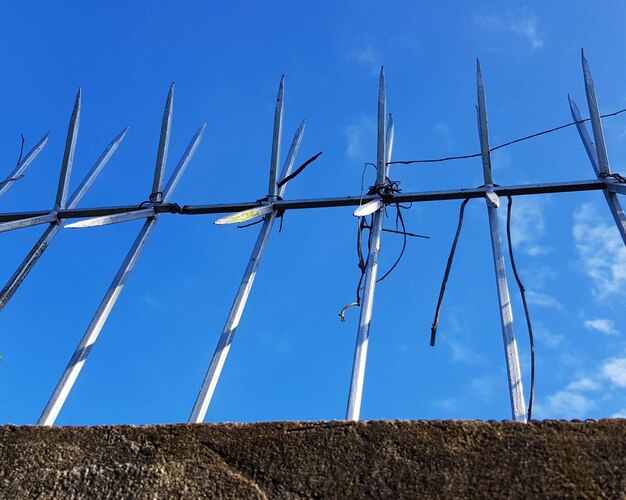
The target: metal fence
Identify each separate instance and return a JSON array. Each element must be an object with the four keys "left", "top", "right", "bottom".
[{"left": 2, "top": 50, "right": 624, "bottom": 425}]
